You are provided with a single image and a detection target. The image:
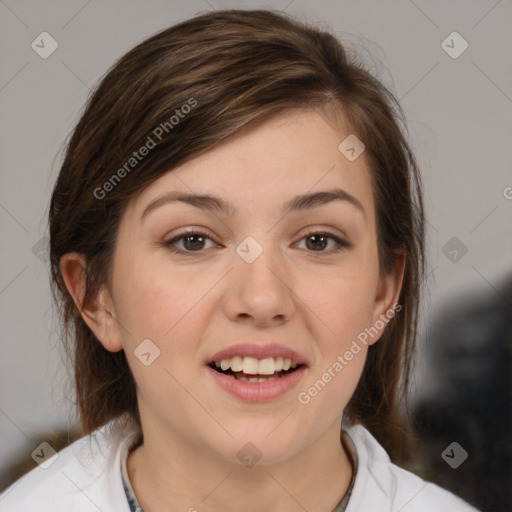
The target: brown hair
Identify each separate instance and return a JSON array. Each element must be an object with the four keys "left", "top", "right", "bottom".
[{"left": 49, "top": 9, "right": 425, "bottom": 463}]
